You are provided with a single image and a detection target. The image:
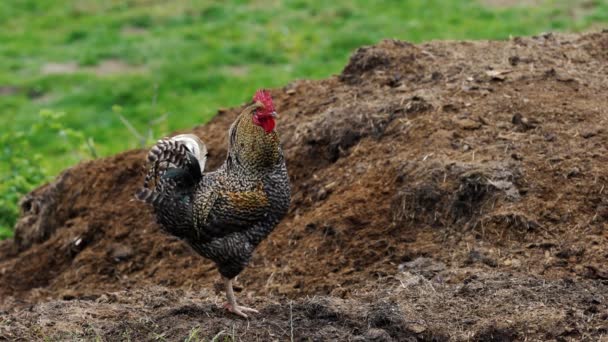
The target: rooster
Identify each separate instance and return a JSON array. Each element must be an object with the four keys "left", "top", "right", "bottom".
[{"left": 136, "top": 90, "right": 290, "bottom": 317}]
